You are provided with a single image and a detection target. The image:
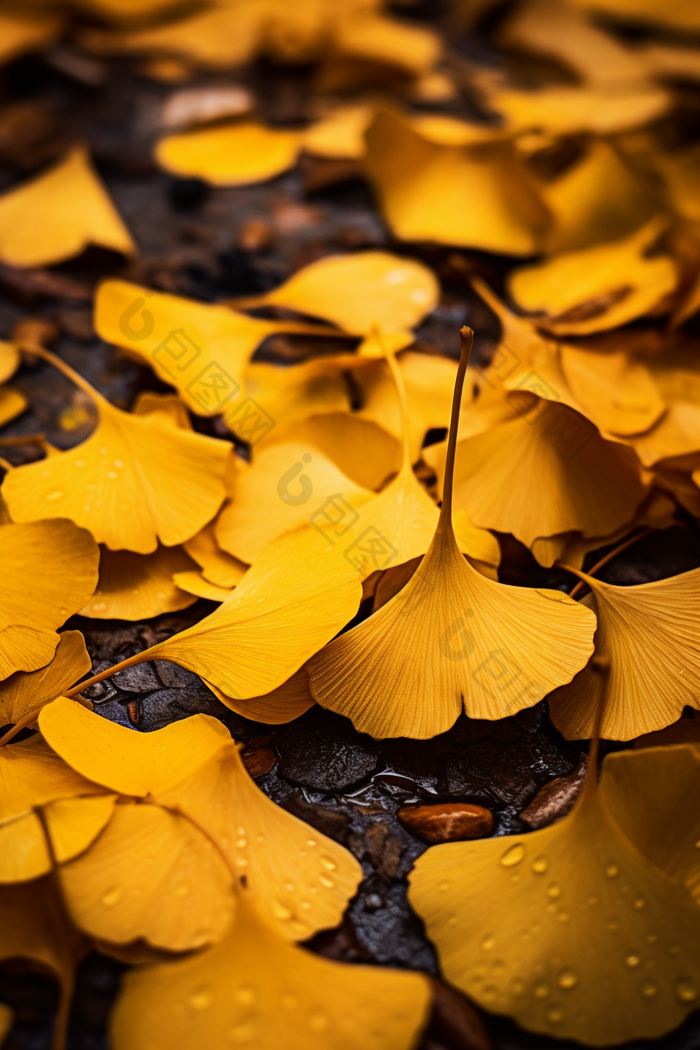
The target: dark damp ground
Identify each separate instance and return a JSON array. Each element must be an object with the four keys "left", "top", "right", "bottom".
[{"left": 1, "top": 6, "right": 700, "bottom": 1047}]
